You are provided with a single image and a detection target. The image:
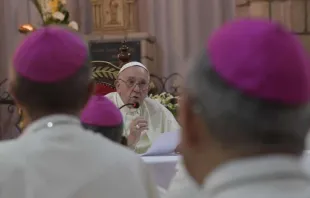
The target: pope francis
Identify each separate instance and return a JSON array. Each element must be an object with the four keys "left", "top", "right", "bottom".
[{"left": 106, "top": 62, "right": 180, "bottom": 153}]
